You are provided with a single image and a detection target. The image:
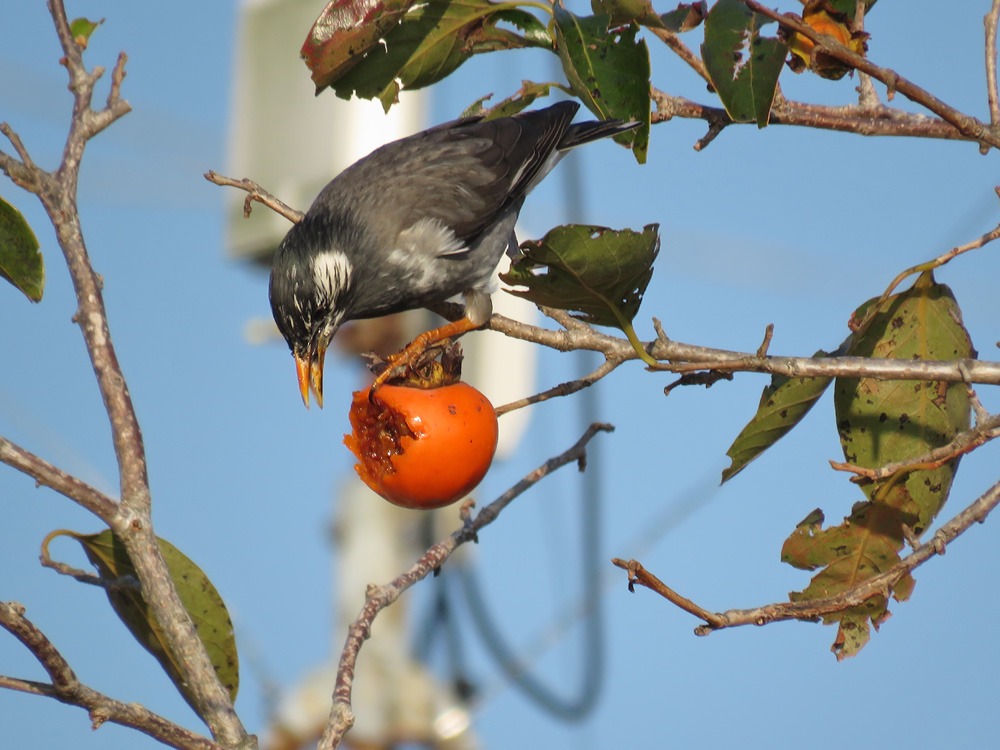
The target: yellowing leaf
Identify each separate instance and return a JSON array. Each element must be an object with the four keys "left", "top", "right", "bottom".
[
  {"left": 784, "top": 272, "right": 973, "bottom": 659},
  {"left": 779, "top": 0, "right": 869, "bottom": 80}
]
